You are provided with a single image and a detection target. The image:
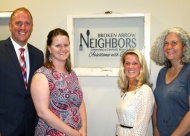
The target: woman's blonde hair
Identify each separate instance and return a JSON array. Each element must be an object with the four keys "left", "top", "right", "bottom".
[{"left": 117, "top": 49, "right": 151, "bottom": 93}]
